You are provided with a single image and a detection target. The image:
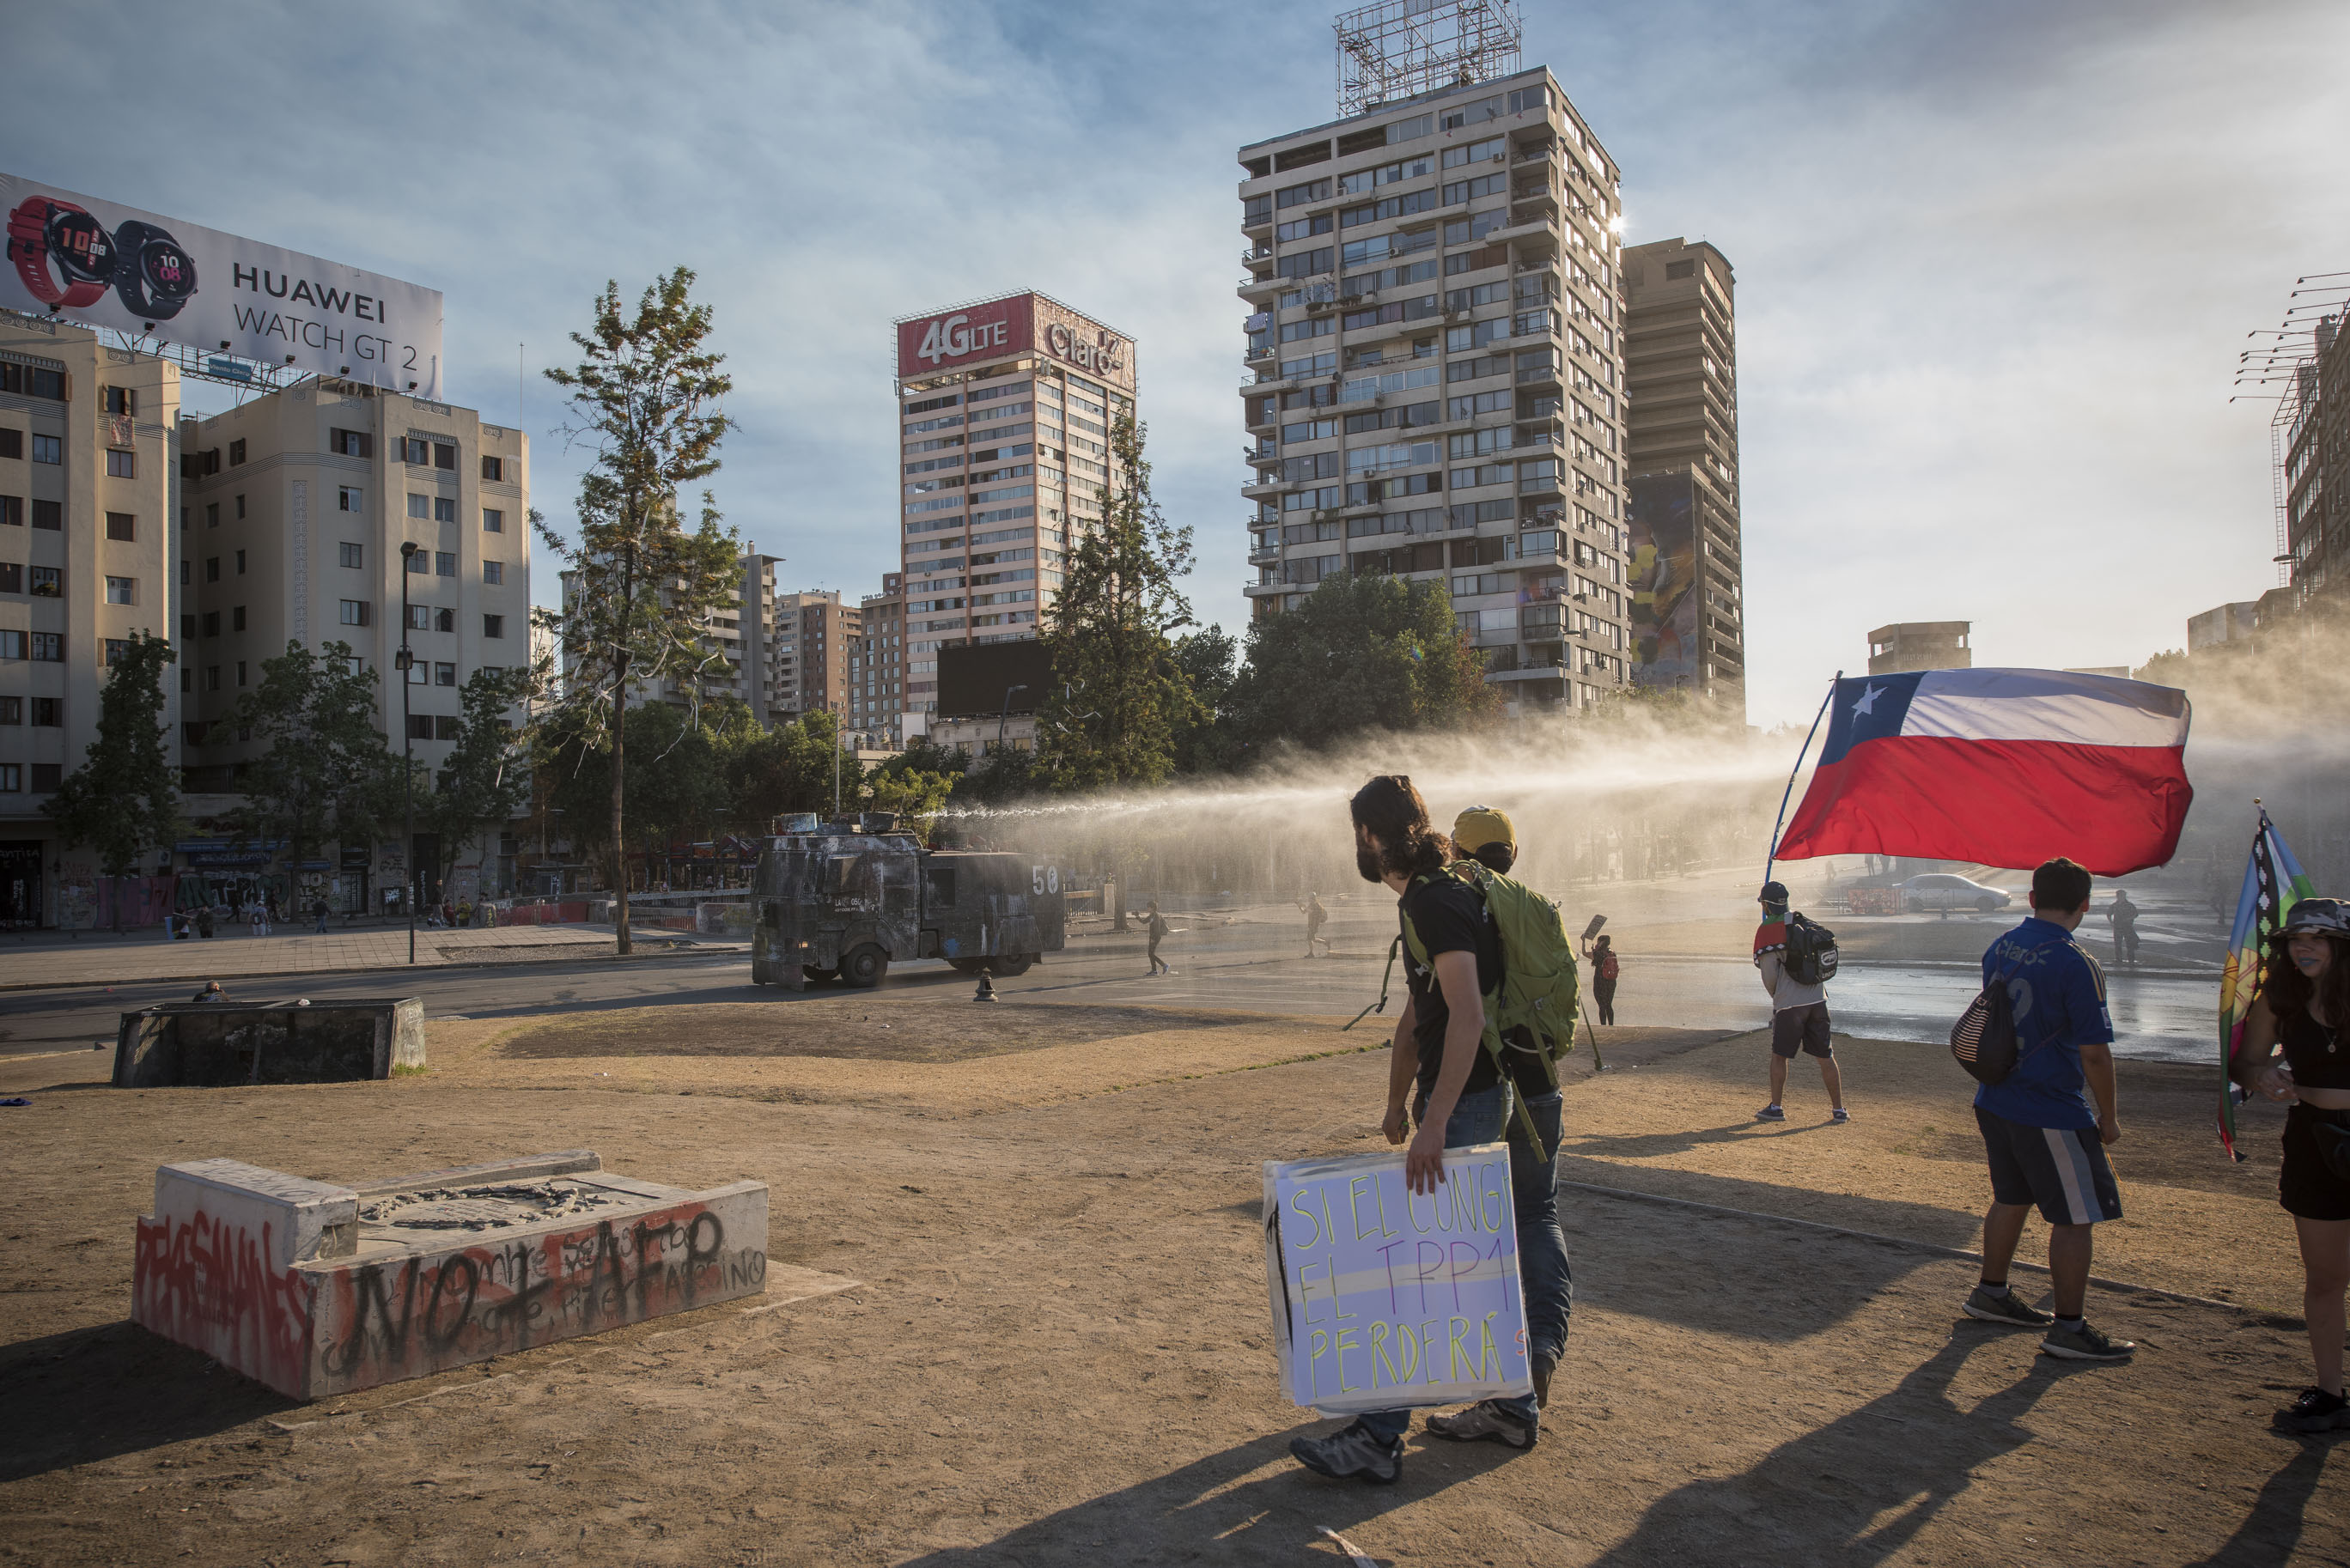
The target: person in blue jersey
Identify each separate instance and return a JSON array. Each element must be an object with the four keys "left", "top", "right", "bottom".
[{"left": 1962, "top": 856, "right": 2135, "bottom": 1362}]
